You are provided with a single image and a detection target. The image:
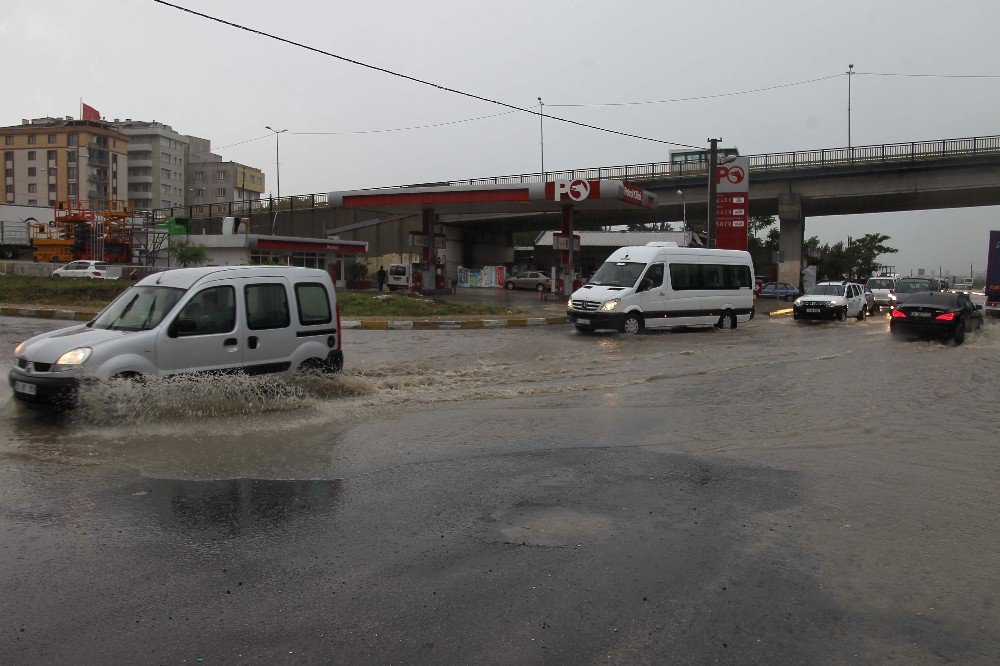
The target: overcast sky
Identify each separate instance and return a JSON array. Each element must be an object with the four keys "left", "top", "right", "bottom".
[{"left": 4, "top": 0, "right": 999, "bottom": 276}]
